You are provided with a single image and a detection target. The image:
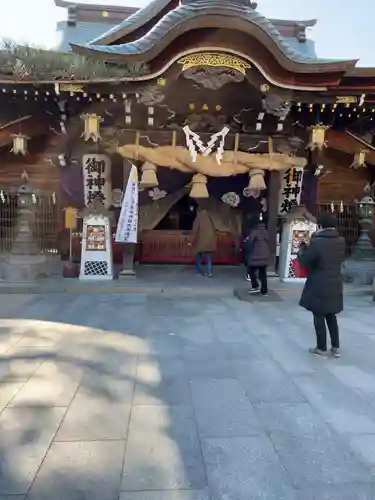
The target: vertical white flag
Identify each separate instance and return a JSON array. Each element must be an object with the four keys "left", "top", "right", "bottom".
[{"left": 115, "top": 164, "right": 138, "bottom": 243}]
